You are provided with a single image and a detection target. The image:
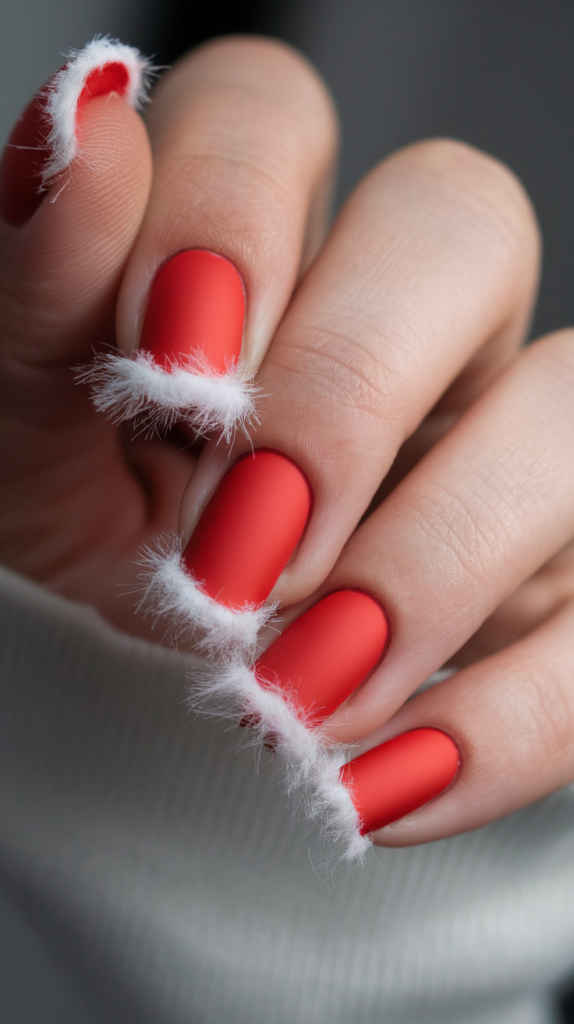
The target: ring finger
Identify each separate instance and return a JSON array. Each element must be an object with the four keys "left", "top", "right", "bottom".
[{"left": 323, "top": 328, "right": 574, "bottom": 744}]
